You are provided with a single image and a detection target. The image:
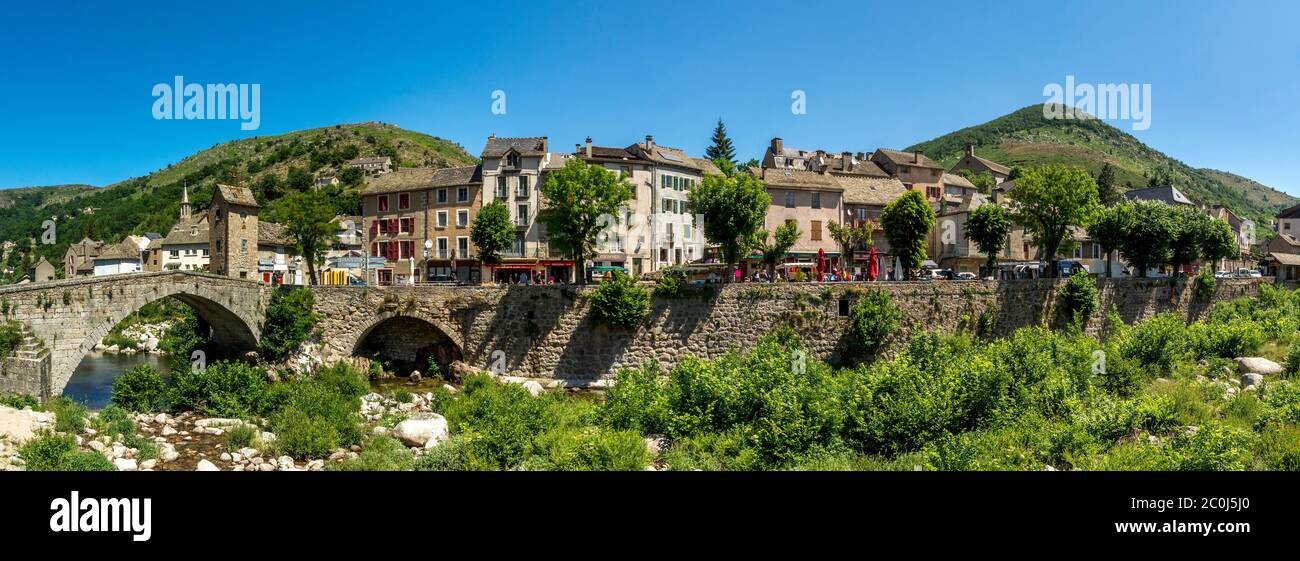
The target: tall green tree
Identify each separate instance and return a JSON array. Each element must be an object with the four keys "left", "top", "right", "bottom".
[
  {"left": 1201, "top": 219, "right": 1239, "bottom": 271},
  {"left": 537, "top": 158, "right": 634, "bottom": 284},
  {"left": 1169, "top": 205, "right": 1212, "bottom": 276},
  {"left": 264, "top": 188, "right": 337, "bottom": 285},
  {"left": 828, "top": 221, "right": 872, "bottom": 274},
  {"left": 1007, "top": 165, "right": 1101, "bottom": 277},
  {"left": 1087, "top": 201, "right": 1136, "bottom": 278},
  {"left": 705, "top": 118, "right": 737, "bottom": 168},
  {"left": 752, "top": 220, "right": 801, "bottom": 279},
  {"left": 957, "top": 169, "right": 998, "bottom": 195},
  {"left": 471, "top": 200, "right": 515, "bottom": 270},
  {"left": 1119, "top": 200, "right": 1176, "bottom": 277},
  {"left": 689, "top": 171, "right": 771, "bottom": 282},
  {"left": 880, "top": 190, "right": 934, "bottom": 280},
  {"left": 966, "top": 204, "right": 1011, "bottom": 277},
  {"left": 1095, "top": 163, "right": 1121, "bottom": 206}
]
